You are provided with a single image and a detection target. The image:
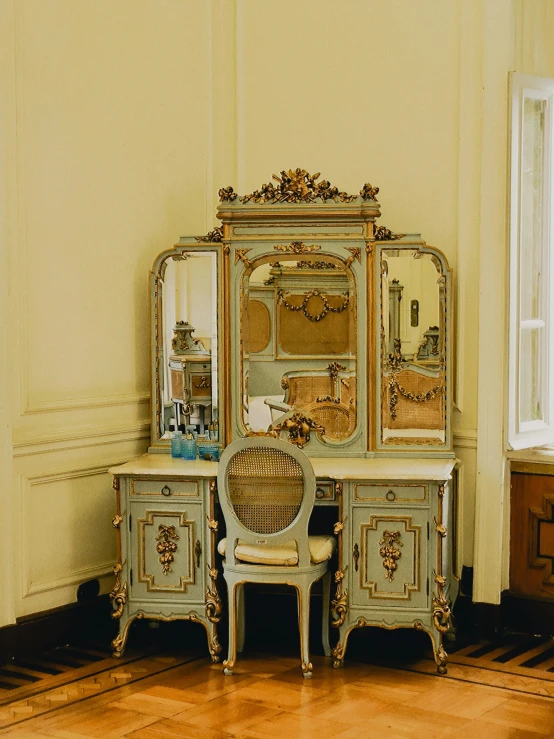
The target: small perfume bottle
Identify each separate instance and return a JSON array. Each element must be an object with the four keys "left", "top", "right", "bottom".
[
  {"left": 181, "top": 432, "right": 196, "bottom": 461},
  {"left": 170, "top": 431, "right": 182, "bottom": 458}
]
